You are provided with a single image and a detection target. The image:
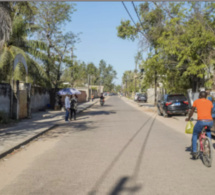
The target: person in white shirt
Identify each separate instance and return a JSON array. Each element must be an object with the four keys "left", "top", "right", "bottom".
[{"left": 65, "top": 95, "right": 71, "bottom": 122}]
